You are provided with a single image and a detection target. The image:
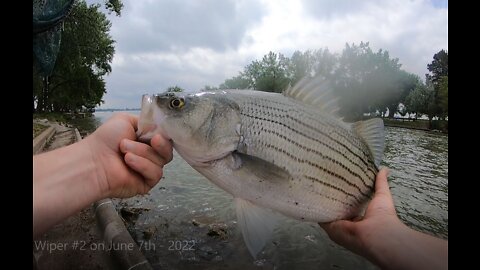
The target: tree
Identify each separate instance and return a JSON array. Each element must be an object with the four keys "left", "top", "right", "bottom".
[
  {"left": 219, "top": 75, "right": 250, "bottom": 89},
  {"left": 287, "top": 50, "right": 315, "bottom": 84},
  {"left": 104, "top": 0, "right": 124, "bottom": 15},
  {"left": 405, "top": 81, "right": 435, "bottom": 121},
  {"left": 33, "top": 0, "right": 122, "bottom": 112},
  {"left": 202, "top": 85, "right": 219, "bottom": 91},
  {"left": 332, "top": 42, "right": 415, "bottom": 120},
  {"left": 426, "top": 50, "right": 448, "bottom": 86},
  {"left": 312, "top": 48, "right": 338, "bottom": 79},
  {"left": 166, "top": 86, "right": 184, "bottom": 92},
  {"left": 220, "top": 51, "right": 291, "bottom": 92},
  {"left": 437, "top": 76, "right": 448, "bottom": 117},
  {"left": 217, "top": 43, "right": 417, "bottom": 121},
  {"left": 426, "top": 50, "right": 448, "bottom": 119}
]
